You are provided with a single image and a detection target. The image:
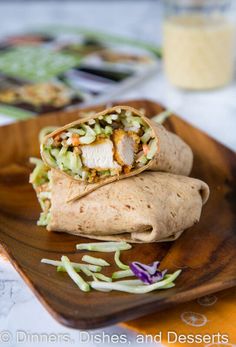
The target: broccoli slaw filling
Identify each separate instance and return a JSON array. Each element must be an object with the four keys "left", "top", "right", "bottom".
[
  {"left": 29, "top": 158, "right": 51, "bottom": 226},
  {"left": 42, "top": 109, "right": 157, "bottom": 183}
]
